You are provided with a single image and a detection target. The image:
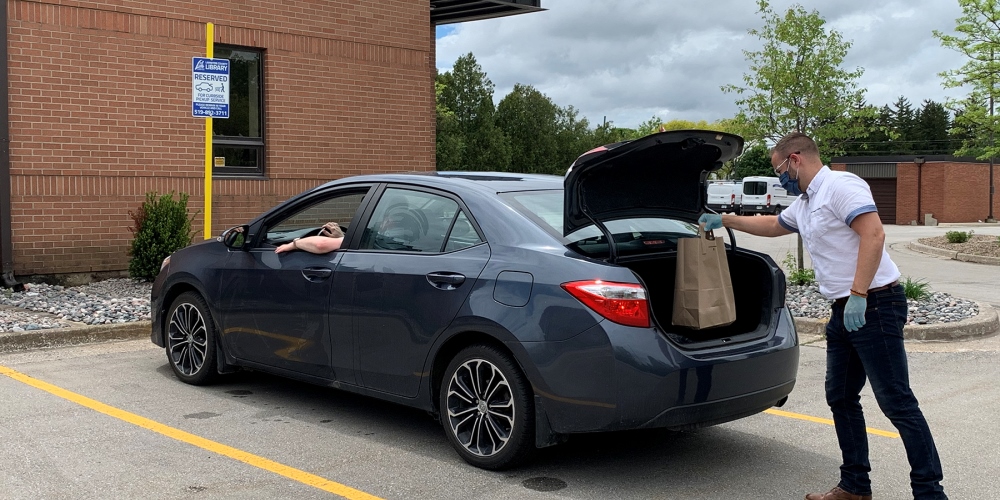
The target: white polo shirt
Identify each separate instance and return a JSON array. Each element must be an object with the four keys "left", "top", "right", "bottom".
[{"left": 776, "top": 166, "right": 900, "bottom": 300}]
